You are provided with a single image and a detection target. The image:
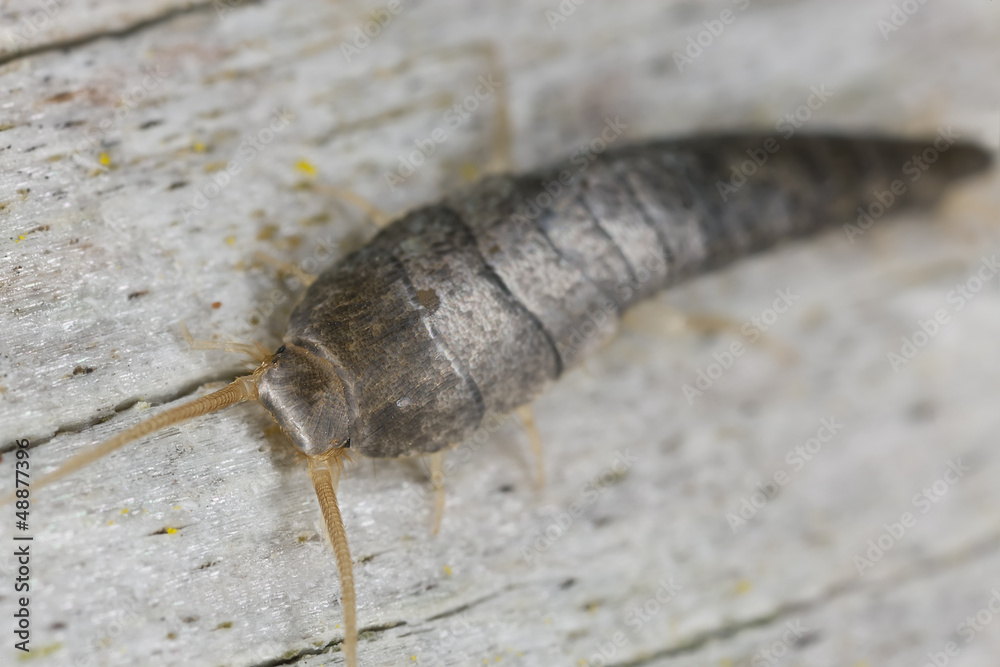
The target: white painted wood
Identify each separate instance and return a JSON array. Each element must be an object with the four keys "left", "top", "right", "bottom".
[{"left": 1, "top": 1, "right": 998, "bottom": 665}]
